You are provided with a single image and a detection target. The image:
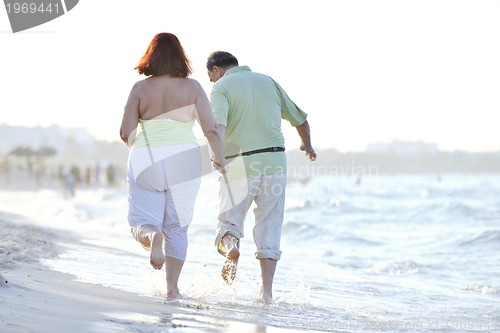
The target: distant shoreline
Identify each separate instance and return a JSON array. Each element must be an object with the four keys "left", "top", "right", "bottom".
[
  {"left": 286, "top": 149, "right": 500, "bottom": 175},
  {"left": 2, "top": 123, "right": 499, "bottom": 175}
]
